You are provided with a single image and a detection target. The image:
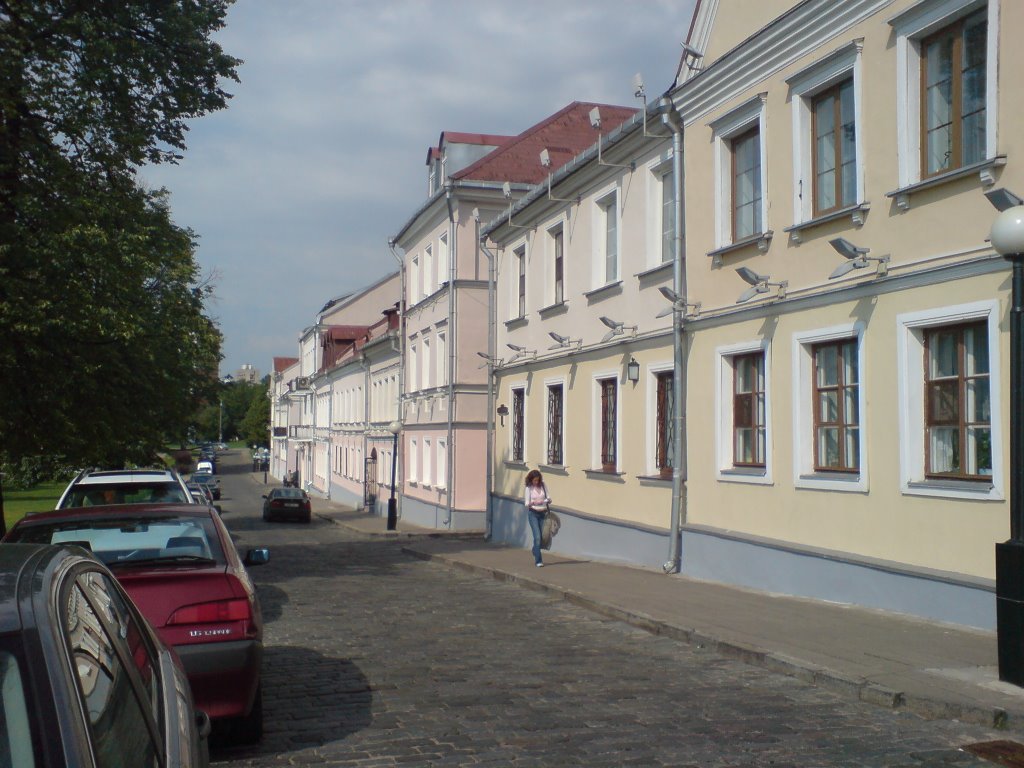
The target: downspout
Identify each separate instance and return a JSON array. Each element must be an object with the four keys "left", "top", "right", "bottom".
[
  {"left": 661, "top": 97, "right": 688, "bottom": 574},
  {"left": 387, "top": 239, "right": 406, "bottom": 522},
  {"left": 479, "top": 236, "right": 498, "bottom": 541},
  {"left": 443, "top": 182, "right": 456, "bottom": 528},
  {"left": 361, "top": 351, "right": 369, "bottom": 509}
]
